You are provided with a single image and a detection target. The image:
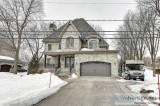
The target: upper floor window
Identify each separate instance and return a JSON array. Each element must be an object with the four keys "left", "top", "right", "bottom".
[
  {"left": 89, "top": 40, "right": 98, "bottom": 49},
  {"left": 48, "top": 44, "right": 52, "bottom": 51},
  {"left": 59, "top": 43, "right": 61, "bottom": 50},
  {"left": 66, "top": 37, "right": 74, "bottom": 48}
]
